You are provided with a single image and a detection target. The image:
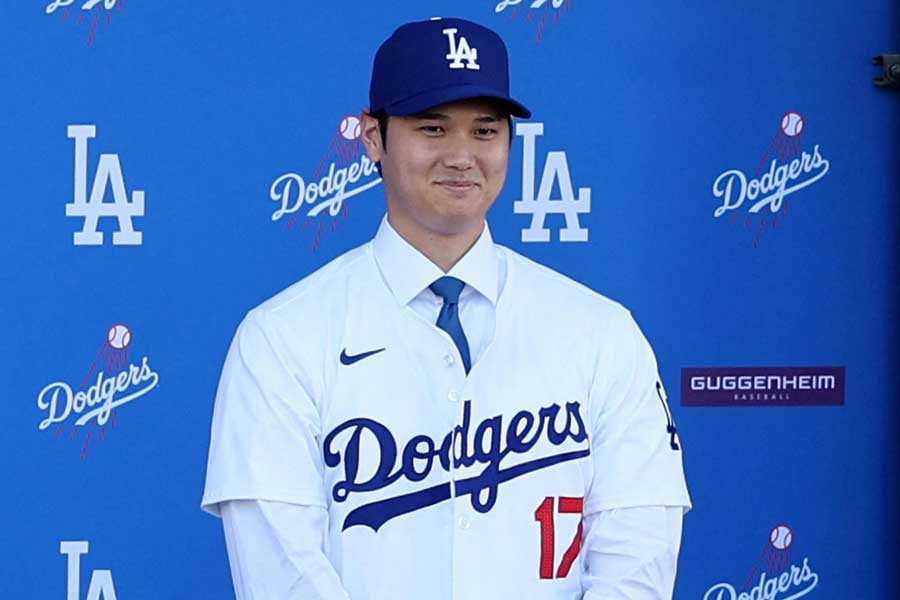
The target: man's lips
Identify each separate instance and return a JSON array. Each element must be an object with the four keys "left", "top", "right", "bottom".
[{"left": 435, "top": 180, "right": 480, "bottom": 191}]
